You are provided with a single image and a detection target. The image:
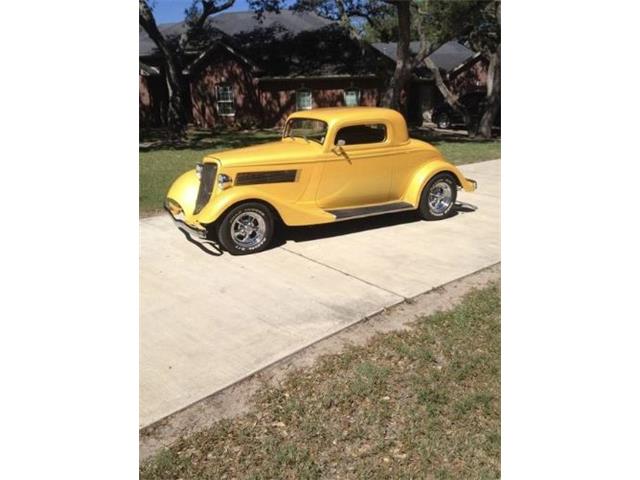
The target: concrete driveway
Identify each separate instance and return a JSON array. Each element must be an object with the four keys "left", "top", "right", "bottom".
[{"left": 140, "top": 159, "right": 500, "bottom": 428}]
